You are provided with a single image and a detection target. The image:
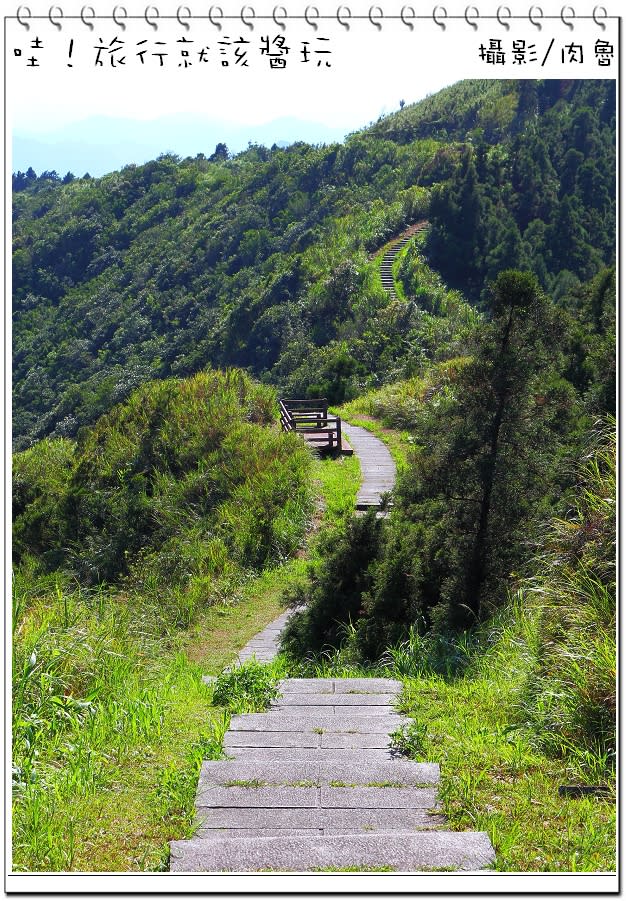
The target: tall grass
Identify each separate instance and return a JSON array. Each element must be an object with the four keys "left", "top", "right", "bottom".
[
  {"left": 518, "top": 420, "right": 616, "bottom": 774},
  {"left": 12, "top": 368, "right": 317, "bottom": 871},
  {"left": 339, "top": 357, "right": 471, "bottom": 431},
  {"left": 12, "top": 575, "right": 171, "bottom": 870}
]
